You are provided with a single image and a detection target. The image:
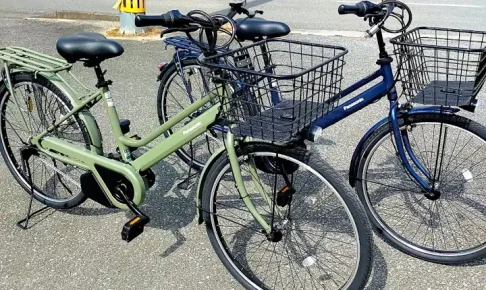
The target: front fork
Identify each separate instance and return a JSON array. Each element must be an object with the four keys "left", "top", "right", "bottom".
[
  {"left": 225, "top": 133, "right": 273, "bottom": 234},
  {"left": 389, "top": 102, "right": 434, "bottom": 192}
]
